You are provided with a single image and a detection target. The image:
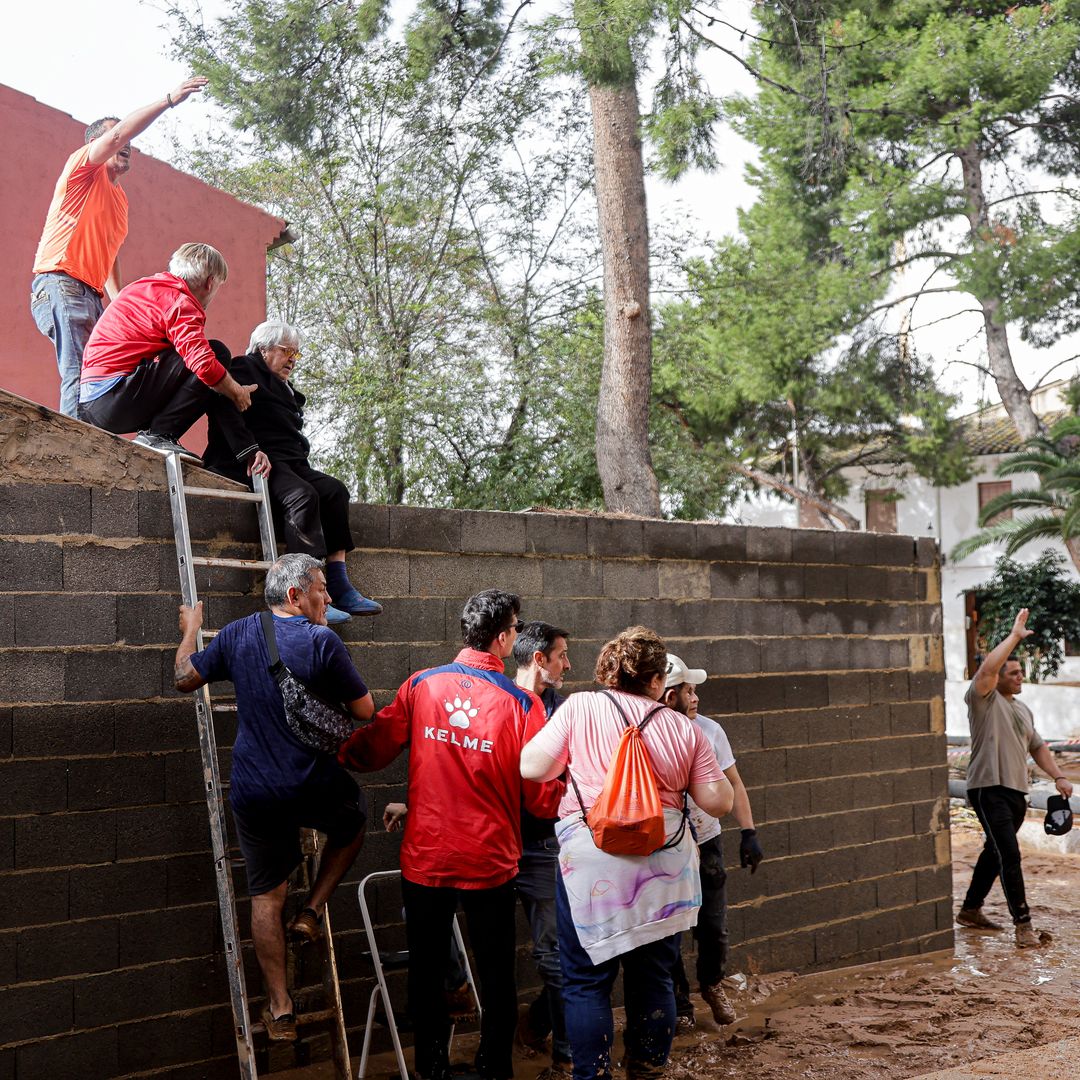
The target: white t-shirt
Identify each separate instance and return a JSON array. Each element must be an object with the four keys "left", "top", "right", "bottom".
[{"left": 687, "top": 714, "right": 735, "bottom": 844}]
